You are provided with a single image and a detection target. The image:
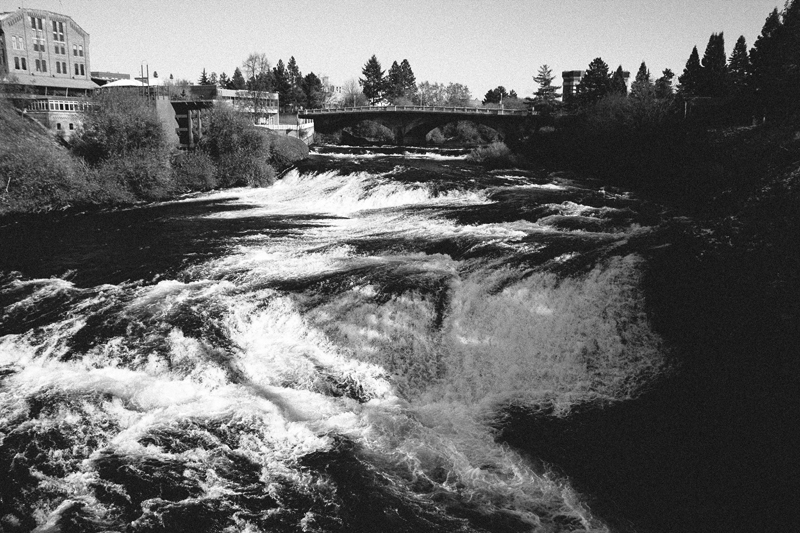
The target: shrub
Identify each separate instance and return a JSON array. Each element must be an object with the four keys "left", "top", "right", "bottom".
[
  {"left": 92, "top": 148, "right": 174, "bottom": 201},
  {"left": 71, "top": 90, "right": 166, "bottom": 165},
  {"left": 172, "top": 151, "right": 218, "bottom": 191},
  {"left": 427, "top": 128, "right": 445, "bottom": 145}
]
